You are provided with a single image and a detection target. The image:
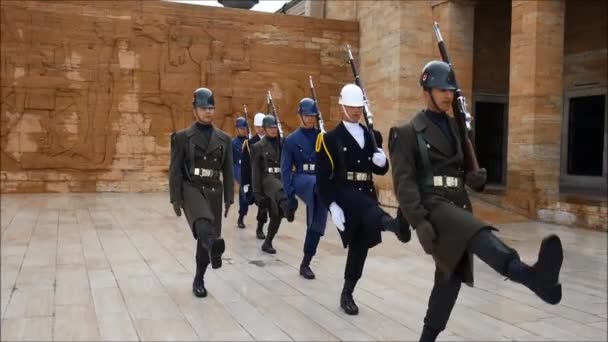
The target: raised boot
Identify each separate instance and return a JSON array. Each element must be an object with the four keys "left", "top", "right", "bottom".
[
  {"left": 209, "top": 238, "right": 225, "bottom": 269},
  {"left": 508, "top": 234, "right": 563, "bottom": 305},
  {"left": 299, "top": 254, "right": 315, "bottom": 279},
  {"left": 279, "top": 198, "right": 295, "bottom": 222},
  {"left": 340, "top": 279, "right": 359, "bottom": 315},
  {"left": 381, "top": 213, "right": 410, "bottom": 243}
]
